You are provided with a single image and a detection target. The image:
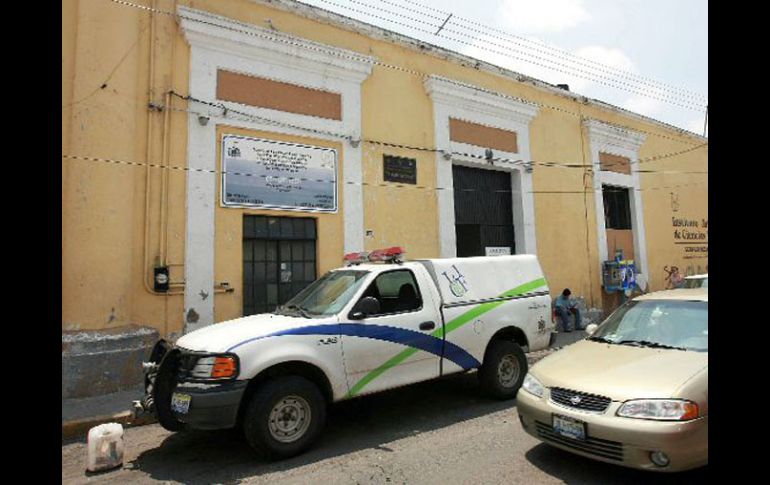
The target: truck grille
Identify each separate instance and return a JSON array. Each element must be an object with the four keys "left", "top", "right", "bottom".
[
  {"left": 549, "top": 387, "right": 611, "bottom": 413},
  {"left": 176, "top": 352, "right": 200, "bottom": 380},
  {"left": 535, "top": 421, "right": 624, "bottom": 461}
]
